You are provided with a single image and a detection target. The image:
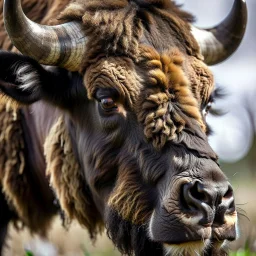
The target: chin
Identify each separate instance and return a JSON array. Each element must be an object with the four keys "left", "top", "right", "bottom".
[
  {"left": 163, "top": 239, "right": 228, "bottom": 256},
  {"left": 163, "top": 240, "right": 210, "bottom": 256}
]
